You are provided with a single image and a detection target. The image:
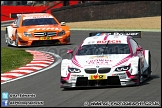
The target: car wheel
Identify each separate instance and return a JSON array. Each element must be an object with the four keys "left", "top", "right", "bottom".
[
  {"left": 136, "top": 60, "right": 141, "bottom": 86},
  {"left": 5, "top": 32, "right": 9, "bottom": 46},
  {"left": 148, "top": 53, "right": 151, "bottom": 77},
  {"left": 15, "top": 33, "right": 19, "bottom": 47}
]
